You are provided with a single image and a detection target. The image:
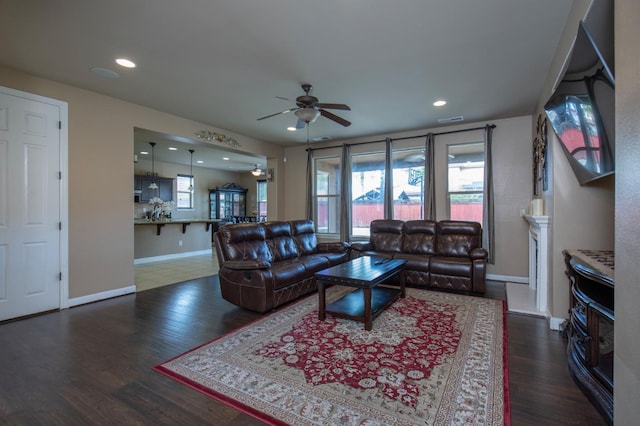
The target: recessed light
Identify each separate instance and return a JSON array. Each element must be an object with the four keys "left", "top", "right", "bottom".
[
  {"left": 433, "top": 100, "right": 447, "bottom": 107},
  {"left": 168, "top": 147, "right": 177, "bottom": 151},
  {"left": 196, "top": 160, "right": 204, "bottom": 164},
  {"left": 139, "top": 151, "right": 149, "bottom": 155},
  {"left": 115, "top": 58, "right": 136, "bottom": 68},
  {"left": 287, "top": 127, "right": 297, "bottom": 132},
  {"left": 222, "top": 157, "right": 230, "bottom": 161}
]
